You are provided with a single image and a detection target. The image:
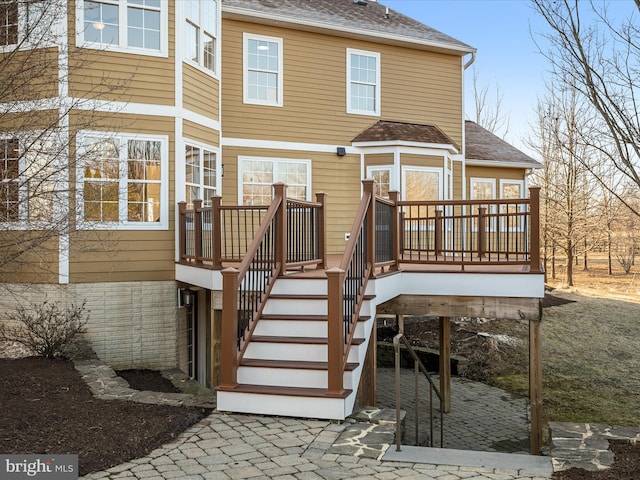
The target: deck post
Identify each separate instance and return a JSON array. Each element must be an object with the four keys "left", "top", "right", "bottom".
[
  {"left": 439, "top": 317, "right": 452, "bottom": 413},
  {"left": 211, "top": 196, "right": 222, "bottom": 269},
  {"left": 435, "top": 210, "right": 443, "bottom": 256},
  {"left": 220, "top": 267, "right": 239, "bottom": 388},
  {"left": 273, "top": 183, "right": 287, "bottom": 273},
  {"left": 178, "top": 201, "right": 187, "bottom": 262},
  {"left": 316, "top": 192, "right": 328, "bottom": 269},
  {"left": 389, "top": 191, "right": 400, "bottom": 270},
  {"left": 326, "top": 267, "right": 346, "bottom": 396},
  {"left": 193, "top": 199, "right": 203, "bottom": 264},
  {"left": 477, "top": 207, "right": 486, "bottom": 258},
  {"left": 530, "top": 317, "right": 543, "bottom": 454},
  {"left": 529, "top": 187, "right": 542, "bottom": 273}
]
